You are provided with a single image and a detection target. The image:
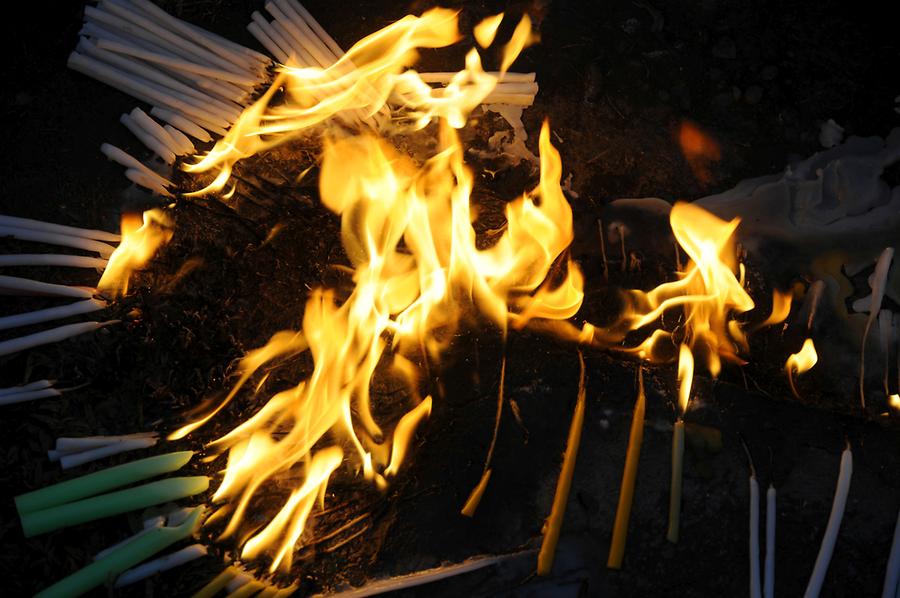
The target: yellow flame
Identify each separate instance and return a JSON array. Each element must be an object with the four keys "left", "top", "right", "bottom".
[
  {"left": 677, "top": 344, "right": 694, "bottom": 416},
  {"left": 785, "top": 338, "right": 818, "bottom": 397},
  {"left": 757, "top": 288, "right": 792, "bottom": 329},
  {"left": 474, "top": 13, "right": 504, "bottom": 48},
  {"left": 97, "top": 209, "right": 173, "bottom": 298},
  {"left": 612, "top": 202, "right": 755, "bottom": 376},
  {"left": 184, "top": 8, "right": 539, "bottom": 195},
  {"left": 890, "top": 394, "right": 900, "bottom": 412}
]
